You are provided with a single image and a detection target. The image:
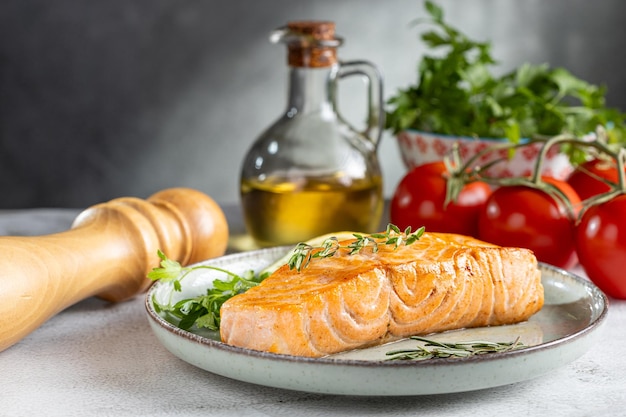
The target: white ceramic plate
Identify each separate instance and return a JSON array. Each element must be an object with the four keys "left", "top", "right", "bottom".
[{"left": 145, "top": 246, "right": 608, "bottom": 396}]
